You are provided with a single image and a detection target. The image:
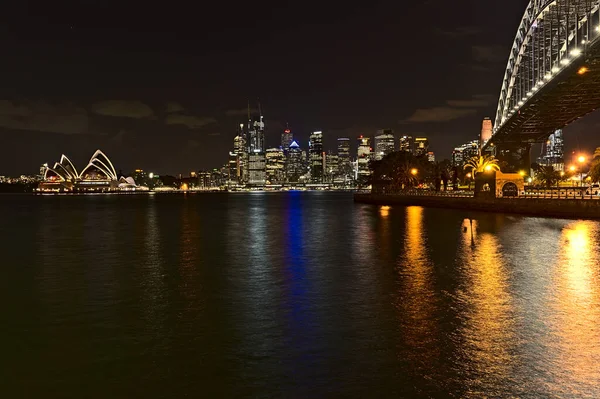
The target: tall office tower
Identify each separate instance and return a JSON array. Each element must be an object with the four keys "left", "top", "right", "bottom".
[
  {"left": 309, "top": 131, "right": 324, "bottom": 183},
  {"left": 281, "top": 126, "right": 293, "bottom": 153},
  {"left": 414, "top": 137, "right": 429, "bottom": 156},
  {"left": 452, "top": 147, "right": 464, "bottom": 168},
  {"left": 266, "top": 147, "right": 285, "bottom": 184},
  {"left": 427, "top": 152, "right": 435, "bottom": 163},
  {"left": 247, "top": 112, "right": 266, "bottom": 186},
  {"left": 39, "top": 163, "right": 48, "bottom": 180},
  {"left": 537, "top": 129, "right": 564, "bottom": 171},
  {"left": 453, "top": 139, "right": 479, "bottom": 168},
  {"left": 398, "top": 135, "right": 413, "bottom": 153},
  {"left": 227, "top": 151, "right": 238, "bottom": 185},
  {"left": 337, "top": 137, "right": 351, "bottom": 181},
  {"left": 325, "top": 152, "right": 339, "bottom": 183},
  {"left": 480, "top": 117, "right": 493, "bottom": 147},
  {"left": 286, "top": 140, "right": 304, "bottom": 182},
  {"left": 357, "top": 136, "right": 372, "bottom": 182},
  {"left": 233, "top": 131, "right": 246, "bottom": 183},
  {"left": 374, "top": 129, "right": 395, "bottom": 160}
]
